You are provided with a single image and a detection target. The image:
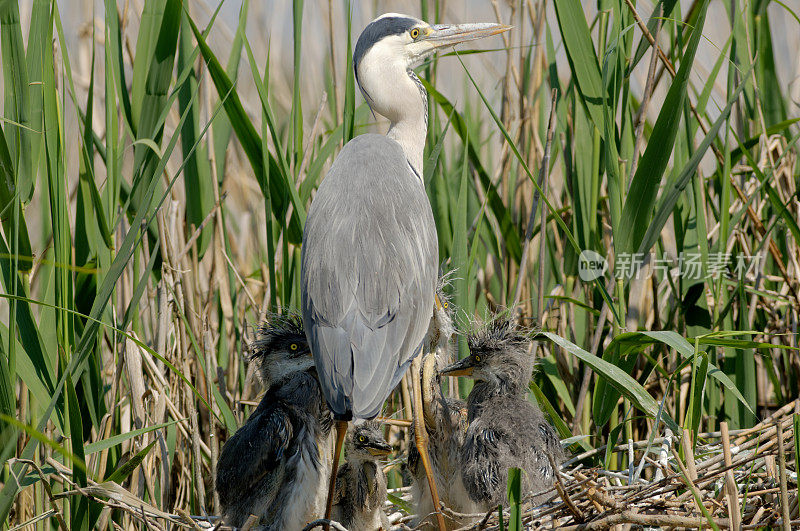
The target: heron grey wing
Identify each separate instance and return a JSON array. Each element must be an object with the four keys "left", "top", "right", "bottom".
[
  {"left": 305, "top": 263, "right": 426, "bottom": 419},
  {"left": 215, "top": 401, "right": 294, "bottom": 508},
  {"left": 301, "top": 134, "right": 438, "bottom": 418},
  {"left": 306, "top": 322, "right": 354, "bottom": 414},
  {"left": 528, "top": 420, "right": 564, "bottom": 491},
  {"left": 333, "top": 462, "right": 352, "bottom": 506},
  {"left": 460, "top": 421, "right": 504, "bottom": 505}
]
